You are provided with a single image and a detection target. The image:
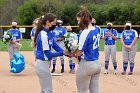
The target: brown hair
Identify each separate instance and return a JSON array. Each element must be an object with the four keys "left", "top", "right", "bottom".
[
  {"left": 76, "top": 9, "right": 92, "bottom": 30},
  {"left": 34, "top": 13, "right": 56, "bottom": 47}
]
